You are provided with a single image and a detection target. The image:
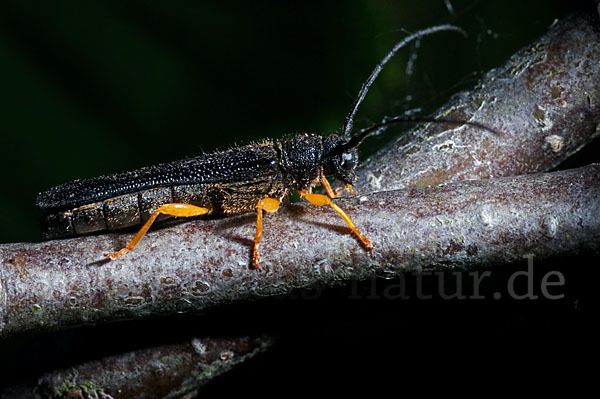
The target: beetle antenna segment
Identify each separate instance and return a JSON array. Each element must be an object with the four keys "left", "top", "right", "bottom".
[{"left": 342, "top": 24, "right": 467, "bottom": 137}]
